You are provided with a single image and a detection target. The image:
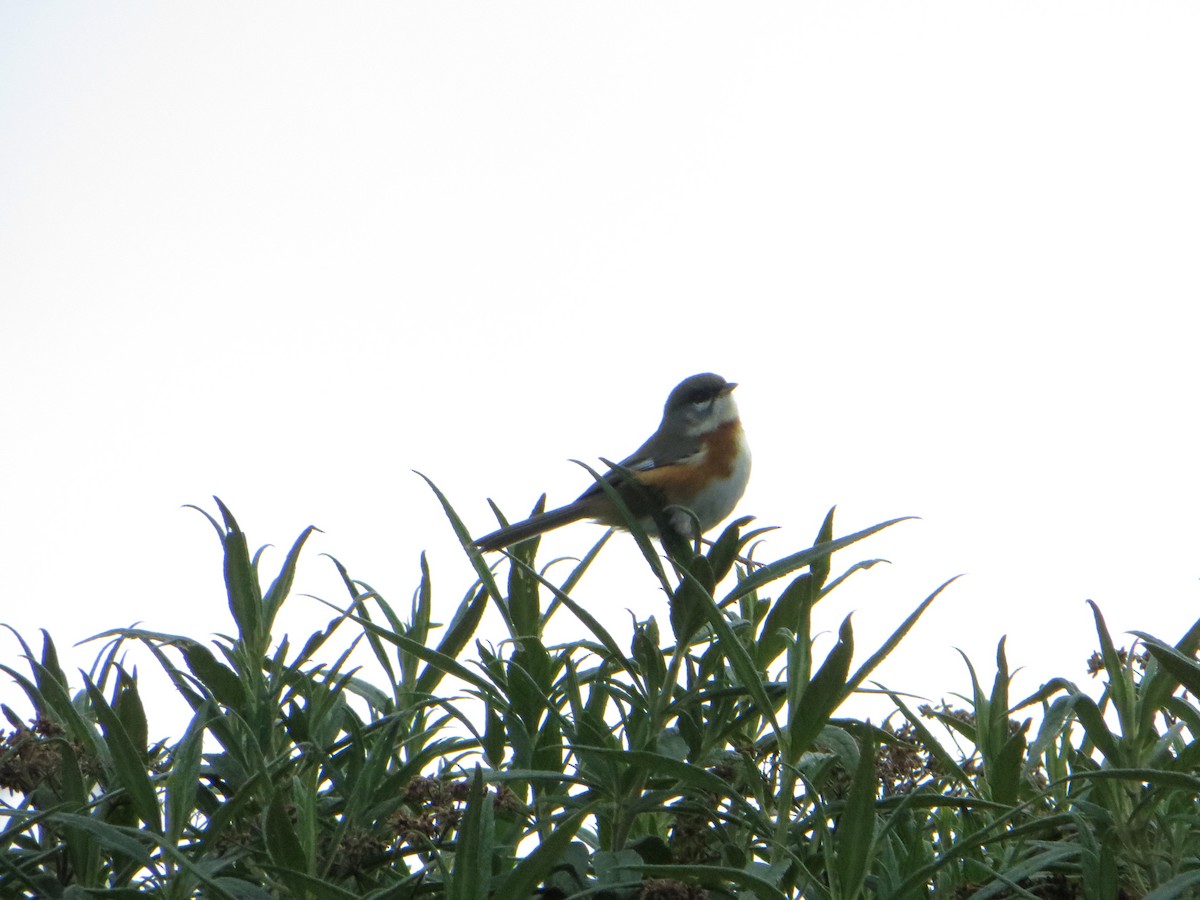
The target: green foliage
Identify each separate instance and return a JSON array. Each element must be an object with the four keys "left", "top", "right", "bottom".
[{"left": 1, "top": 493, "right": 1200, "bottom": 898}]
